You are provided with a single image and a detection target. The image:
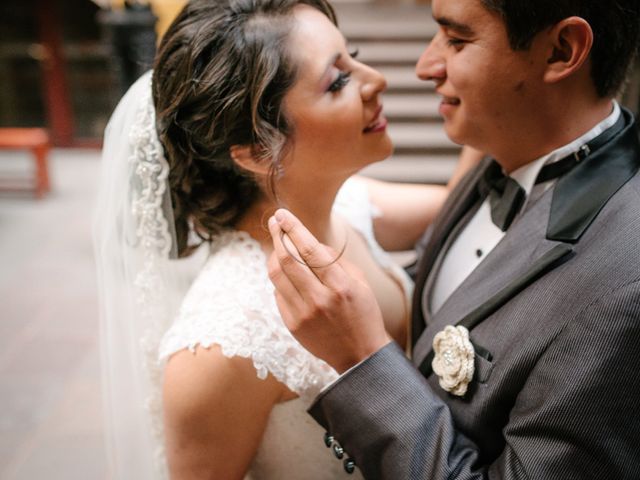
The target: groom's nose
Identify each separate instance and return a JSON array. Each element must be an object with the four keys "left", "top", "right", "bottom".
[{"left": 416, "top": 33, "right": 446, "bottom": 83}]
